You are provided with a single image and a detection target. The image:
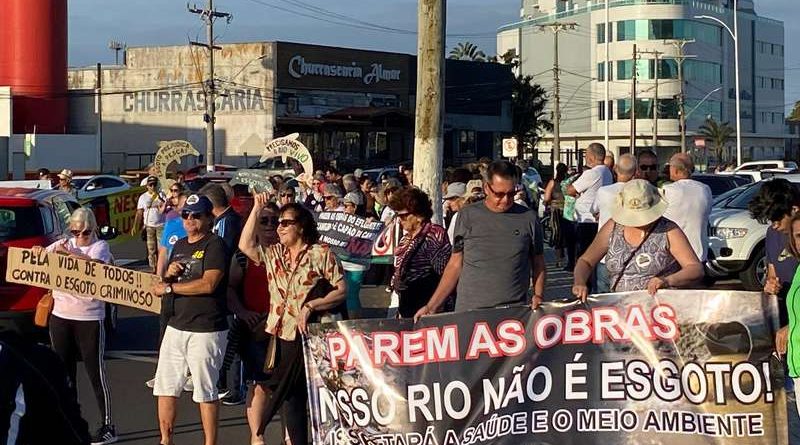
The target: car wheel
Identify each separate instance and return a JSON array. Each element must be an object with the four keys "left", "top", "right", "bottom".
[{"left": 740, "top": 245, "right": 766, "bottom": 291}]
